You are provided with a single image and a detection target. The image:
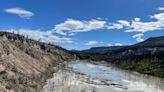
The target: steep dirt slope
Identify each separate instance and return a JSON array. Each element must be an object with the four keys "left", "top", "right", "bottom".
[{"left": 0, "top": 32, "right": 76, "bottom": 92}]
